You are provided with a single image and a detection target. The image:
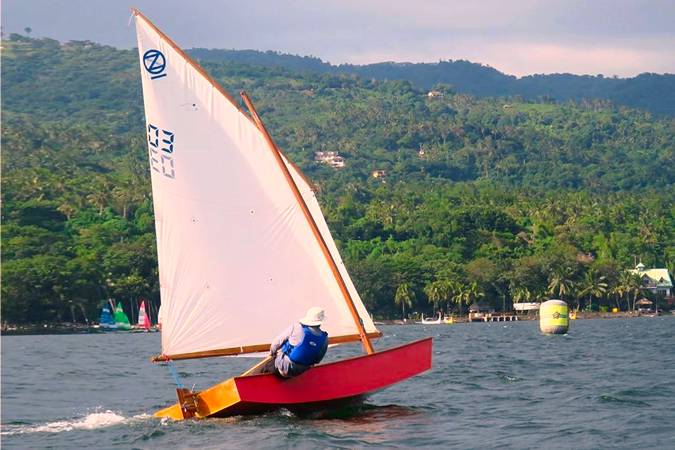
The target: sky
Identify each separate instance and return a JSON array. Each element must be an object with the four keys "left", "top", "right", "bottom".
[{"left": 2, "top": 0, "right": 674, "bottom": 77}]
